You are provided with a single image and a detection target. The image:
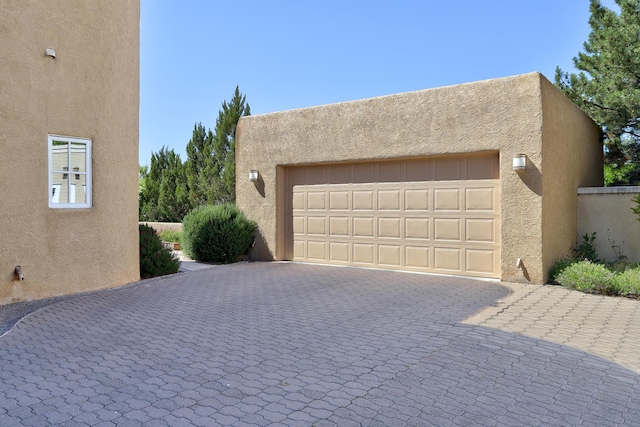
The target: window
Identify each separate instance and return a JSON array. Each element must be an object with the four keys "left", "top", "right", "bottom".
[{"left": 48, "top": 135, "right": 92, "bottom": 208}]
